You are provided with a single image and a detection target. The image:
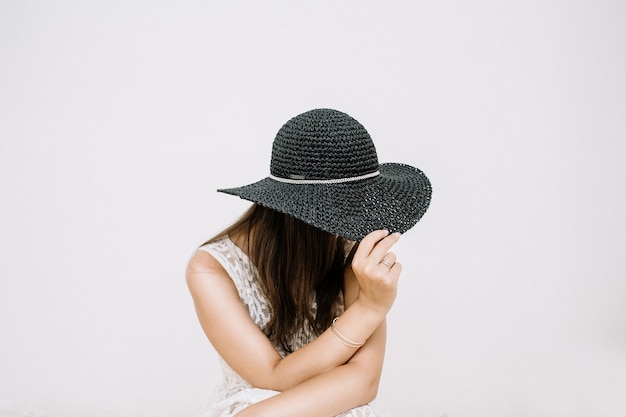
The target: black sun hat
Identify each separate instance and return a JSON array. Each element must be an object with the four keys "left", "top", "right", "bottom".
[{"left": 218, "top": 108, "right": 432, "bottom": 241}]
